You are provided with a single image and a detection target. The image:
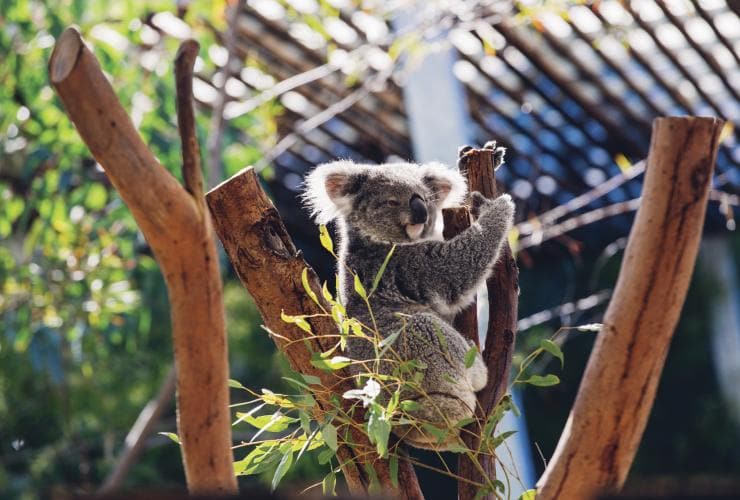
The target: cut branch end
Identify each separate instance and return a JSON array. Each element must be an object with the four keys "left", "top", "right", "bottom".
[{"left": 49, "top": 27, "right": 83, "bottom": 83}]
